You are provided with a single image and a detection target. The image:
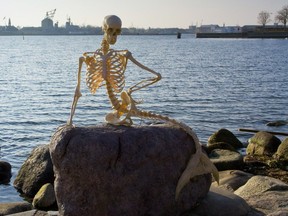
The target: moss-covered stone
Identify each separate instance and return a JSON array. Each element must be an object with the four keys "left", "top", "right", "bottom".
[
  {"left": 246, "top": 131, "right": 281, "bottom": 156},
  {"left": 274, "top": 138, "right": 288, "bottom": 161},
  {"left": 32, "top": 183, "right": 56, "bottom": 210},
  {"left": 208, "top": 128, "right": 243, "bottom": 149}
]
